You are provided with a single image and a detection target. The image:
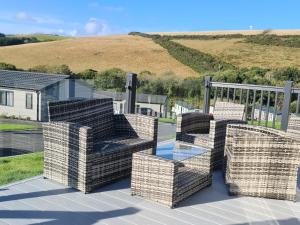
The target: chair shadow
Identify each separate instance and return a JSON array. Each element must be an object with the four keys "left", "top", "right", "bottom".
[
  {"left": 0, "top": 207, "right": 140, "bottom": 225},
  {"left": 177, "top": 170, "right": 237, "bottom": 208},
  {"left": 0, "top": 188, "right": 77, "bottom": 203},
  {"left": 232, "top": 218, "right": 300, "bottom": 225},
  {"left": 93, "top": 178, "right": 131, "bottom": 193}
]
